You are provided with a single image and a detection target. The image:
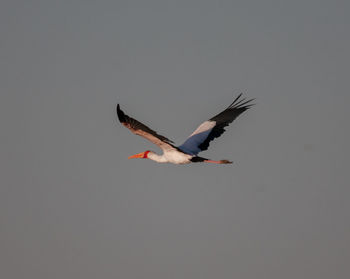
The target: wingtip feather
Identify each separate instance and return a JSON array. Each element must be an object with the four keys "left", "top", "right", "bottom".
[
  {"left": 116, "top": 104, "right": 126, "bottom": 123},
  {"left": 228, "top": 93, "right": 243, "bottom": 108},
  {"left": 229, "top": 94, "right": 255, "bottom": 110}
]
